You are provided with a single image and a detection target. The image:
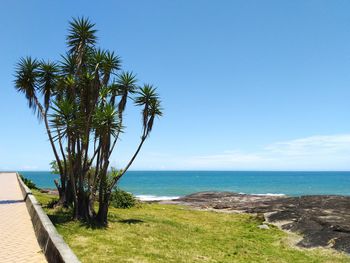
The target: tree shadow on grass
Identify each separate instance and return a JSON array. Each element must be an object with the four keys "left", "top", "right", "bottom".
[
  {"left": 108, "top": 213, "right": 144, "bottom": 224},
  {"left": 46, "top": 207, "right": 144, "bottom": 229},
  {"left": 48, "top": 209, "right": 72, "bottom": 225},
  {"left": 118, "top": 219, "right": 144, "bottom": 224},
  {"left": 48, "top": 211, "right": 109, "bottom": 230},
  {"left": 76, "top": 219, "right": 143, "bottom": 230}
]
